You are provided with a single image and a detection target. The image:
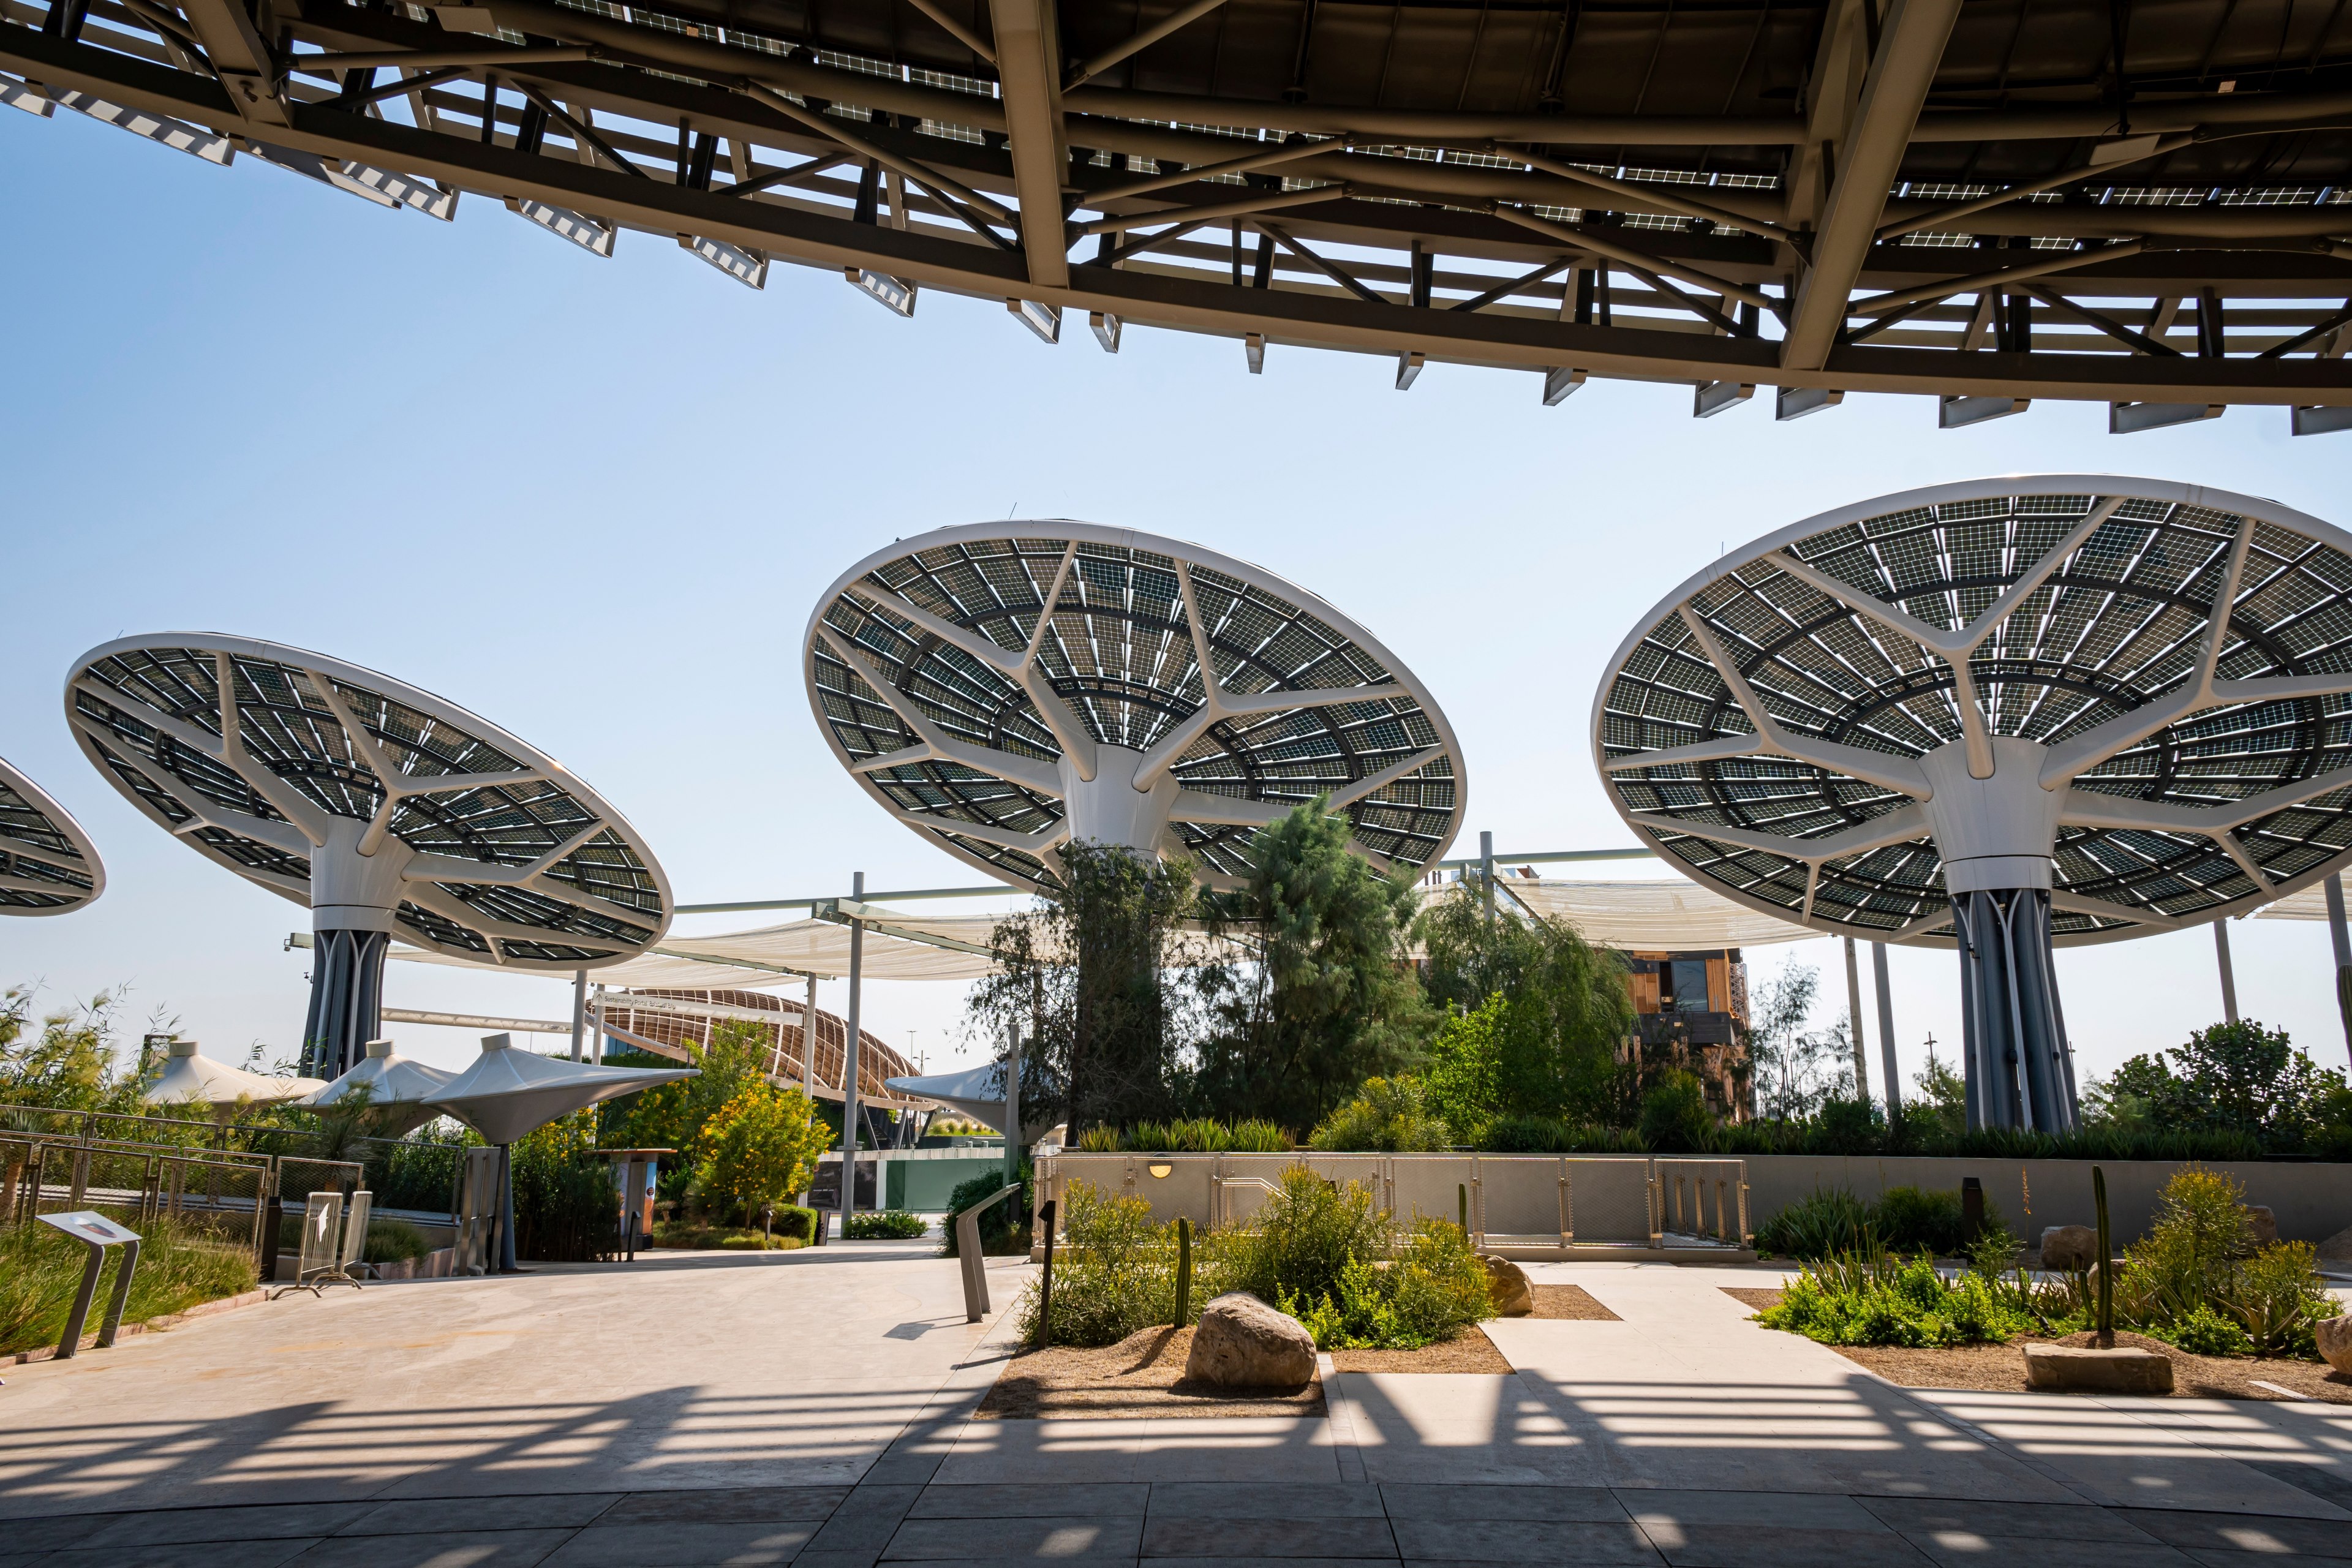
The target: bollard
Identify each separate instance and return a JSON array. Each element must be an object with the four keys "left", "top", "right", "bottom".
[
  {"left": 1458, "top": 1183, "right": 1468, "bottom": 1234},
  {"left": 1961, "top": 1177, "right": 1984, "bottom": 1246},
  {"left": 2092, "top": 1166, "right": 2114, "bottom": 1348},
  {"left": 1173, "top": 1216, "right": 1193, "bottom": 1327},
  {"left": 1037, "top": 1198, "right": 1058, "bottom": 1346}
]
